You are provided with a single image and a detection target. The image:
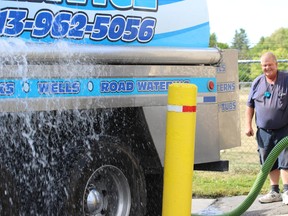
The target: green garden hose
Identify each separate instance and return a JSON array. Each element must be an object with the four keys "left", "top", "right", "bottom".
[{"left": 192, "top": 136, "right": 288, "bottom": 216}]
